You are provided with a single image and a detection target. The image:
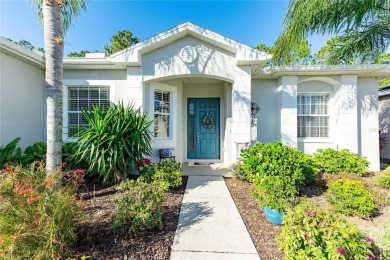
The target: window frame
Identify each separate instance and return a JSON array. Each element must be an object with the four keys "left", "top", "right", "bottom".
[
  {"left": 149, "top": 84, "right": 177, "bottom": 146},
  {"left": 297, "top": 92, "right": 330, "bottom": 140},
  {"left": 153, "top": 89, "right": 172, "bottom": 139},
  {"left": 63, "top": 80, "right": 115, "bottom": 141}
]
